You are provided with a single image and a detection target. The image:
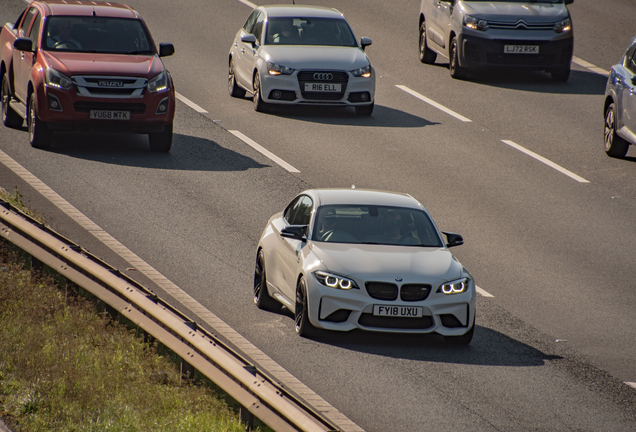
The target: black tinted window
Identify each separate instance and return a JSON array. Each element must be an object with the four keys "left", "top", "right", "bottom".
[
  {"left": 285, "top": 196, "right": 313, "bottom": 225},
  {"left": 265, "top": 17, "right": 357, "bottom": 47}
]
